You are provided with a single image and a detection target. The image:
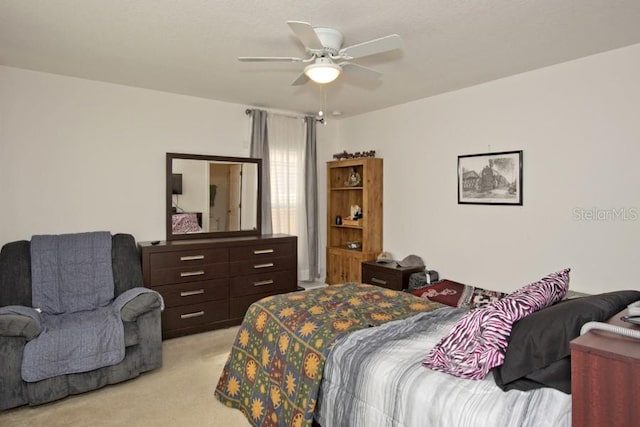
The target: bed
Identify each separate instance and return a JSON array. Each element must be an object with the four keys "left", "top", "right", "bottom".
[
  {"left": 315, "top": 308, "right": 569, "bottom": 427},
  {"left": 215, "top": 274, "right": 640, "bottom": 427},
  {"left": 171, "top": 212, "right": 203, "bottom": 234}
]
